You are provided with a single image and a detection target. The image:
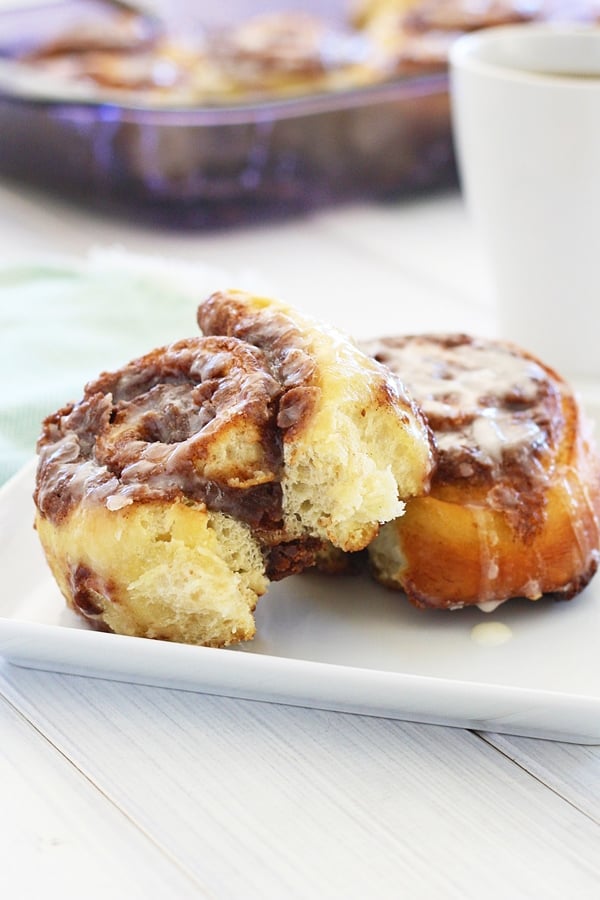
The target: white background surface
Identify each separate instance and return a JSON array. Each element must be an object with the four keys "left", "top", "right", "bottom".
[
  {"left": 3, "top": 458, "right": 600, "bottom": 743},
  {"left": 1, "top": 175, "right": 599, "bottom": 898}
]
